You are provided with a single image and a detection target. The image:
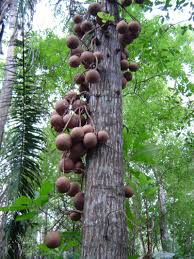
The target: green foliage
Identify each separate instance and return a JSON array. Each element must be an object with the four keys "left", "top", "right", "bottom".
[
  {"left": 97, "top": 12, "right": 115, "bottom": 23},
  {"left": 0, "top": 32, "right": 47, "bottom": 257},
  {"left": 120, "top": 3, "right": 193, "bottom": 257}
]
